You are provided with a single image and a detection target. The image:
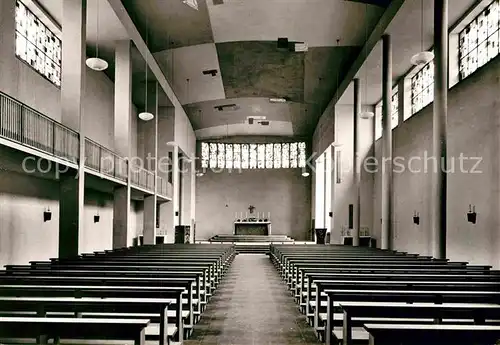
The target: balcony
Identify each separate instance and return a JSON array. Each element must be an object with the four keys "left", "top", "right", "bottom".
[
  {"left": 0, "top": 90, "right": 79, "bottom": 164},
  {"left": 0, "top": 90, "right": 171, "bottom": 199}
]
